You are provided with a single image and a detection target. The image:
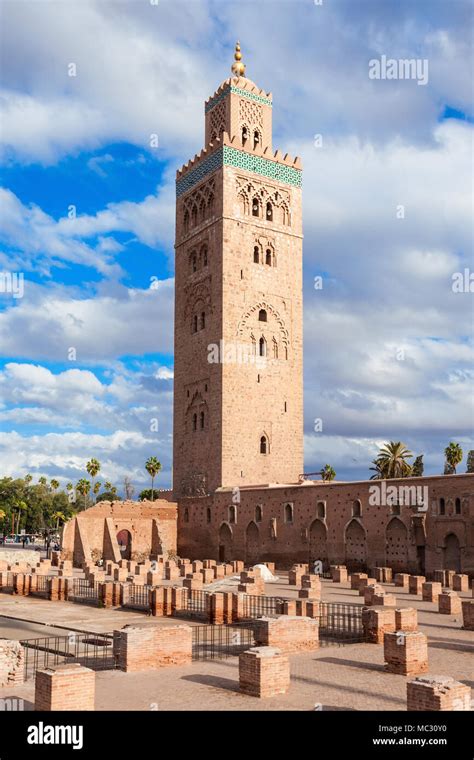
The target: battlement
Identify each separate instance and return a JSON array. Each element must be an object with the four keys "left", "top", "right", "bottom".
[{"left": 205, "top": 76, "right": 273, "bottom": 113}]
